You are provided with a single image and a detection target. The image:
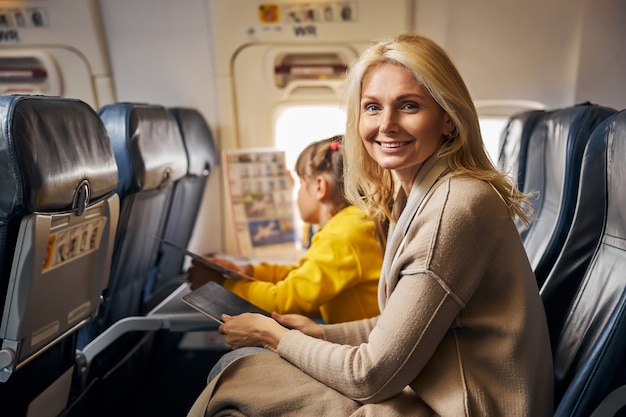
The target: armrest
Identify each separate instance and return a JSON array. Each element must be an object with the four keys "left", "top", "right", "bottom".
[{"left": 77, "top": 282, "right": 218, "bottom": 366}]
